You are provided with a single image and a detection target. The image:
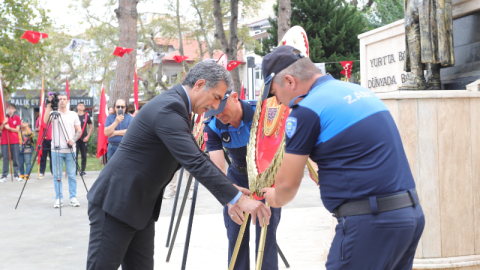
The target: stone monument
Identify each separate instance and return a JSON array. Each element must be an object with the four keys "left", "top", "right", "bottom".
[{"left": 398, "top": 0, "right": 455, "bottom": 90}]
